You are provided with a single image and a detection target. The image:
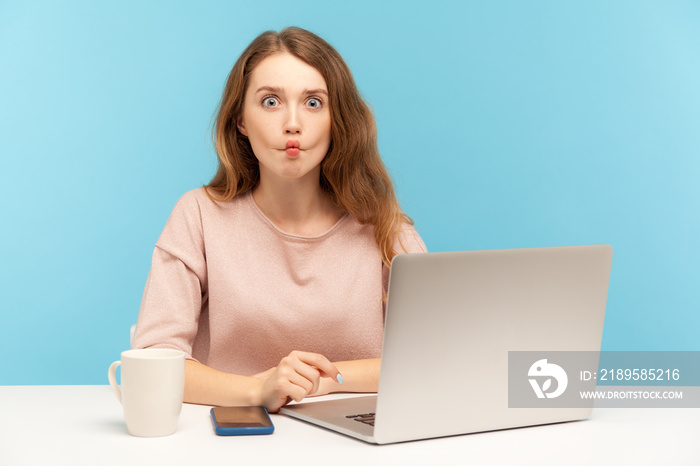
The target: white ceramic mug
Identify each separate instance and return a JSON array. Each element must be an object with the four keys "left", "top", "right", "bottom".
[{"left": 108, "top": 348, "right": 186, "bottom": 437}]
